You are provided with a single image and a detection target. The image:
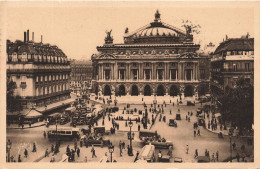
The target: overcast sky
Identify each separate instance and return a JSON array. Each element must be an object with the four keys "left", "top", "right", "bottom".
[{"left": 4, "top": 2, "right": 254, "bottom": 60}]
